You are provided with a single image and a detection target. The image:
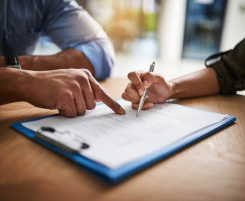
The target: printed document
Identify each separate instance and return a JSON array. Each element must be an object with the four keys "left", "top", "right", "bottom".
[{"left": 22, "top": 99, "right": 227, "bottom": 169}]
